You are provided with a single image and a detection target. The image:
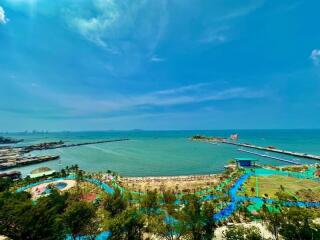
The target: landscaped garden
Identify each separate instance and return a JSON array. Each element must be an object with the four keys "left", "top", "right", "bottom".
[
  {"left": 1, "top": 164, "right": 320, "bottom": 240},
  {"left": 239, "top": 174, "right": 320, "bottom": 201}
]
